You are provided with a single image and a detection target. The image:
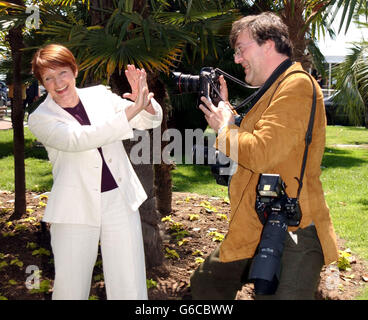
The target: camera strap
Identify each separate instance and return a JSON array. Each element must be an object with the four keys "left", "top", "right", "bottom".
[
  {"left": 213, "top": 62, "right": 317, "bottom": 199},
  {"left": 270, "top": 70, "right": 317, "bottom": 199},
  {"left": 214, "top": 58, "right": 293, "bottom": 112}
]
